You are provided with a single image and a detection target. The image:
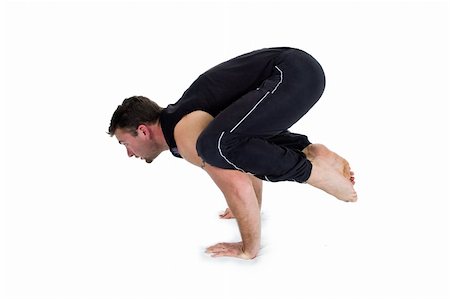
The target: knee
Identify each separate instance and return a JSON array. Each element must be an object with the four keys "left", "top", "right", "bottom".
[
  {"left": 196, "top": 130, "right": 221, "bottom": 165},
  {"left": 196, "top": 130, "right": 240, "bottom": 168},
  {"left": 286, "top": 49, "right": 326, "bottom": 96}
]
